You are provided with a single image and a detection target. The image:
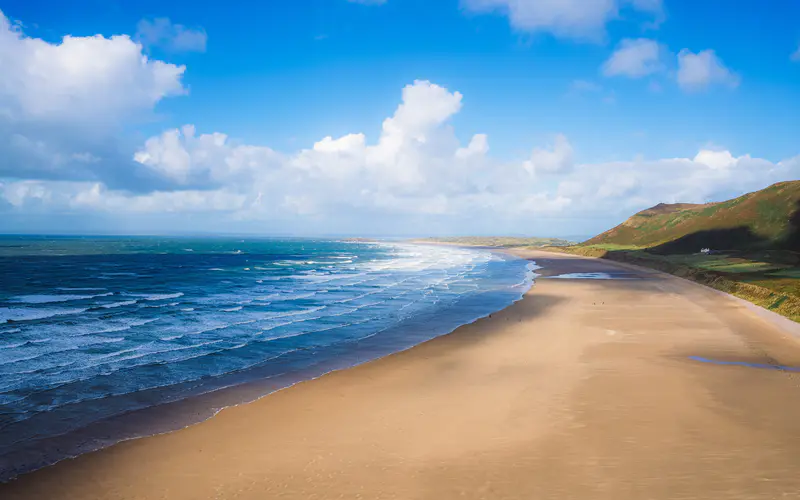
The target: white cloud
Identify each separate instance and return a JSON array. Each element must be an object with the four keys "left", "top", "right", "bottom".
[
  {"left": 693, "top": 149, "right": 736, "bottom": 170},
  {"left": 313, "top": 134, "right": 367, "bottom": 153},
  {"left": 7, "top": 143, "right": 795, "bottom": 232},
  {"left": 677, "top": 49, "right": 739, "bottom": 92},
  {"left": 524, "top": 134, "right": 574, "bottom": 175},
  {"left": 0, "top": 9, "right": 186, "bottom": 186},
  {"left": 1, "top": 68, "right": 797, "bottom": 234},
  {"left": 133, "top": 125, "right": 281, "bottom": 187},
  {"left": 461, "top": 0, "right": 663, "bottom": 40},
  {"left": 136, "top": 18, "right": 207, "bottom": 53},
  {"left": 1, "top": 180, "right": 246, "bottom": 214},
  {"left": 602, "top": 38, "right": 665, "bottom": 78},
  {"left": 0, "top": 13, "right": 185, "bottom": 125},
  {"left": 456, "top": 134, "right": 489, "bottom": 159},
  {"left": 555, "top": 151, "right": 797, "bottom": 218}
]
